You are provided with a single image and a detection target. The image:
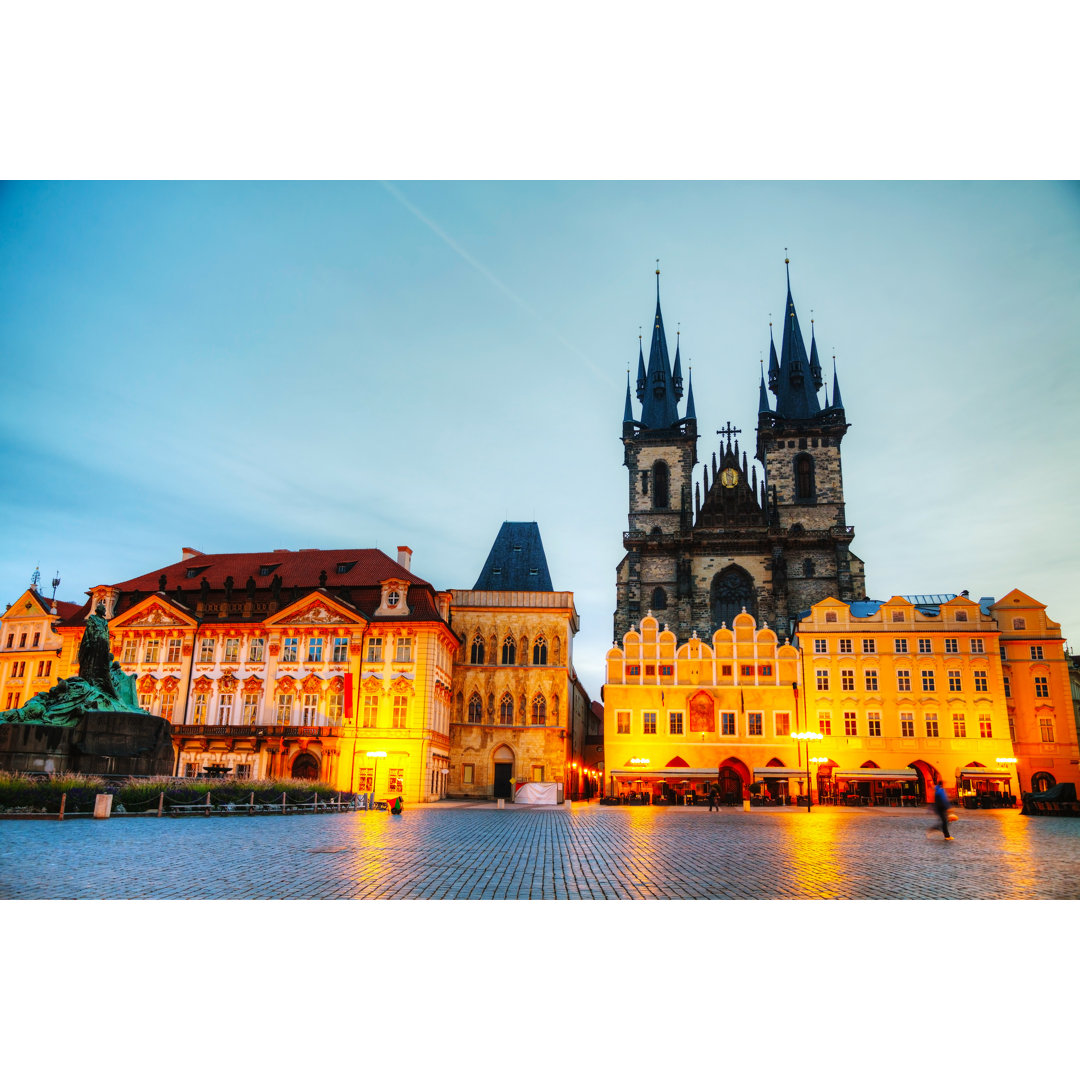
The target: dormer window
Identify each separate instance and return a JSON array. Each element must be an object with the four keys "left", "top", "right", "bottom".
[
  {"left": 386, "top": 591, "right": 400, "bottom": 608},
  {"left": 336, "top": 561, "right": 356, "bottom": 575},
  {"left": 186, "top": 568, "right": 198, "bottom": 579},
  {"left": 258, "top": 564, "right": 278, "bottom": 577}
]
